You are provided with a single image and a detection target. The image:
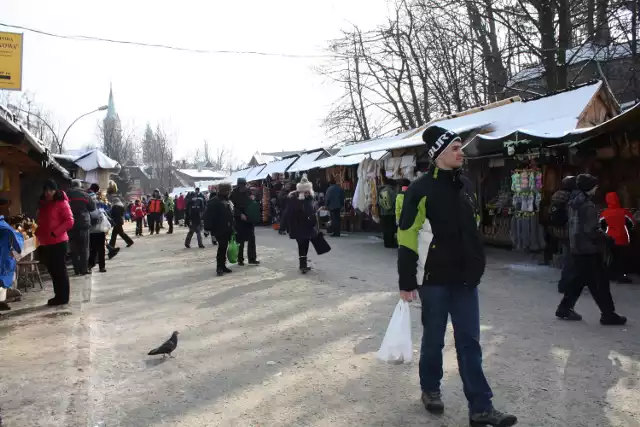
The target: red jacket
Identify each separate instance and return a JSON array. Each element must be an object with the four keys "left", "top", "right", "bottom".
[
  {"left": 599, "top": 192, "right": 635, "bottom": 246},
  {"left": 35, "top": 191, "right": 74, "bottom": 246},
  {"left": 177, "top": 195, "right": 186, "bottom": 210},
  {"left": 131, "top": 204, "right": 146, "bottom": 220}
]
